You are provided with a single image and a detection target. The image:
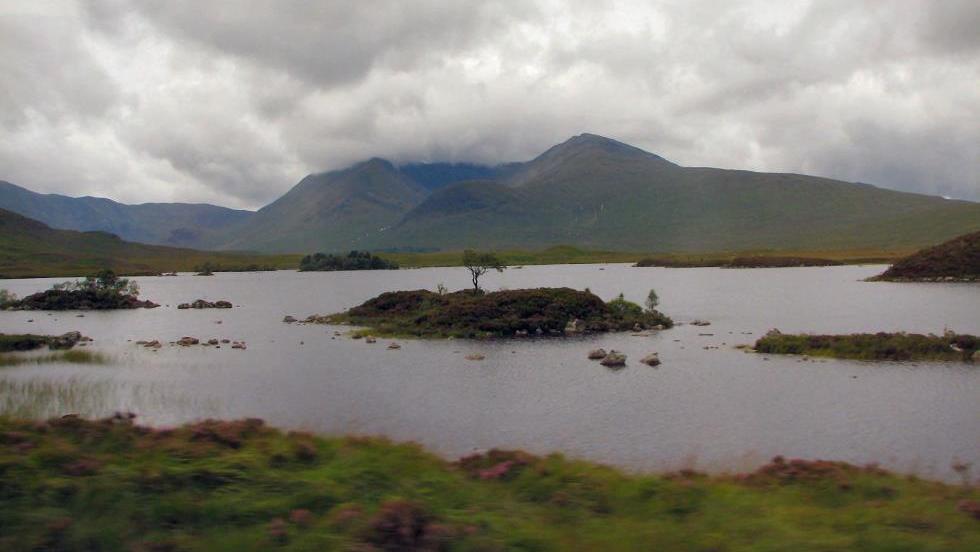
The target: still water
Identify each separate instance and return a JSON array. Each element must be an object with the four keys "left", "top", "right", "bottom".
[{"left": 0, "top": 264, "right": 977, "bottom": 481}]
